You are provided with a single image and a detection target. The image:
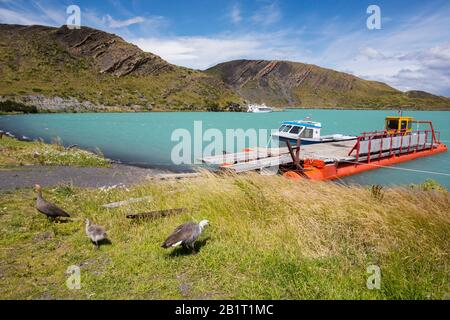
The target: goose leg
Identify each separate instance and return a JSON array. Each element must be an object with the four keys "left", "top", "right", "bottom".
[{"left": 95, "top": 241, "right": 99, "bottom": 250}]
